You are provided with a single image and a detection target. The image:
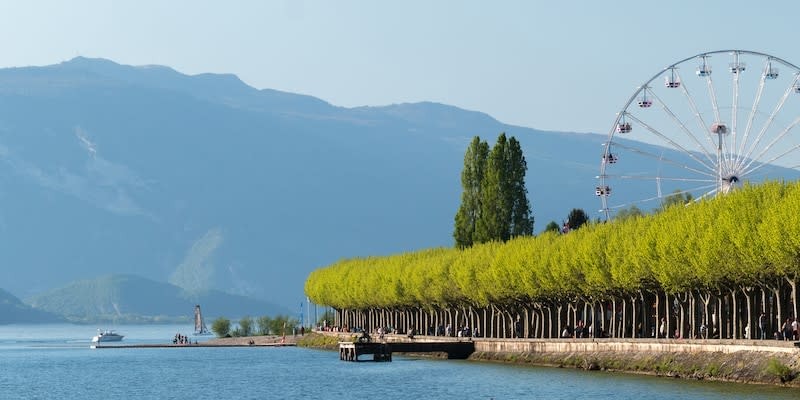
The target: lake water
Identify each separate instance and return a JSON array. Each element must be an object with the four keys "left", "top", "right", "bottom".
[{"left": 0, "top": 324, "right": 795, "bottom": 399}]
